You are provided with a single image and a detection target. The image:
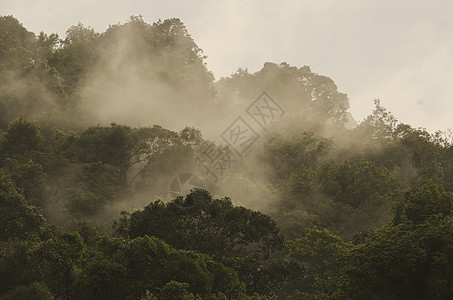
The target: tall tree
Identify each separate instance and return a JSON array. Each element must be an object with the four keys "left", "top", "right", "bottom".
[
  {"left": 0, "top": 169, "right": 45, "bottom": 241},
  {"left": 28, "top": 231, "right": 85, "bottom": 300},
  {"left": 114, "top": 189, "right": 300, "bottom": 295},
  {"left": 0, "top": 16, "right": 61, "bottom": 129},
  {"left": 343, "top": 182, "right": 453, "bottom": 299},
  {"left": 73, "top": 124, "right": 178, "bottom": 188}
]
